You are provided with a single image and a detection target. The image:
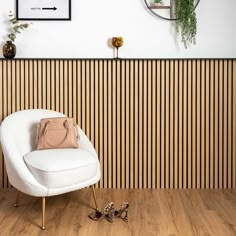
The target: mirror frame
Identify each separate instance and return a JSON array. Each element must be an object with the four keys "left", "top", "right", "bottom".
[{"left": 143, "top": 0, "right": 200, "bottom": 21}]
